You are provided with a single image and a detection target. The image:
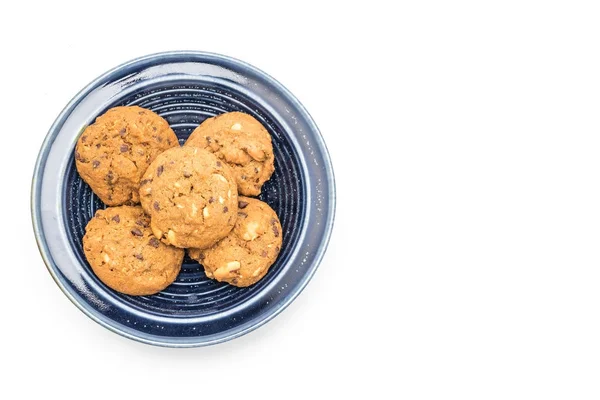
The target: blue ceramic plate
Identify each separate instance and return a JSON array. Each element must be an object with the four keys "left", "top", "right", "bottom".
[{"left": 31, "top": 51, "right": 335, "bottom": 347}]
